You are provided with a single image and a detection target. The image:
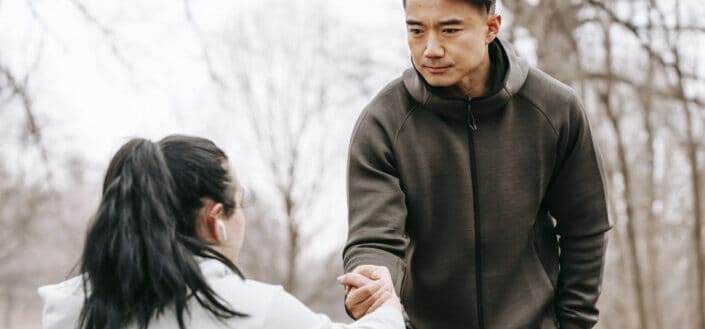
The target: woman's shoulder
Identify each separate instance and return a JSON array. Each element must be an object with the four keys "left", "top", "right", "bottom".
[
  {"left": 199, "top": 260, "right": 330, "bottom": 328},
  {"left": 199, "top": 259, "right": 283, "bottom": 309}
]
